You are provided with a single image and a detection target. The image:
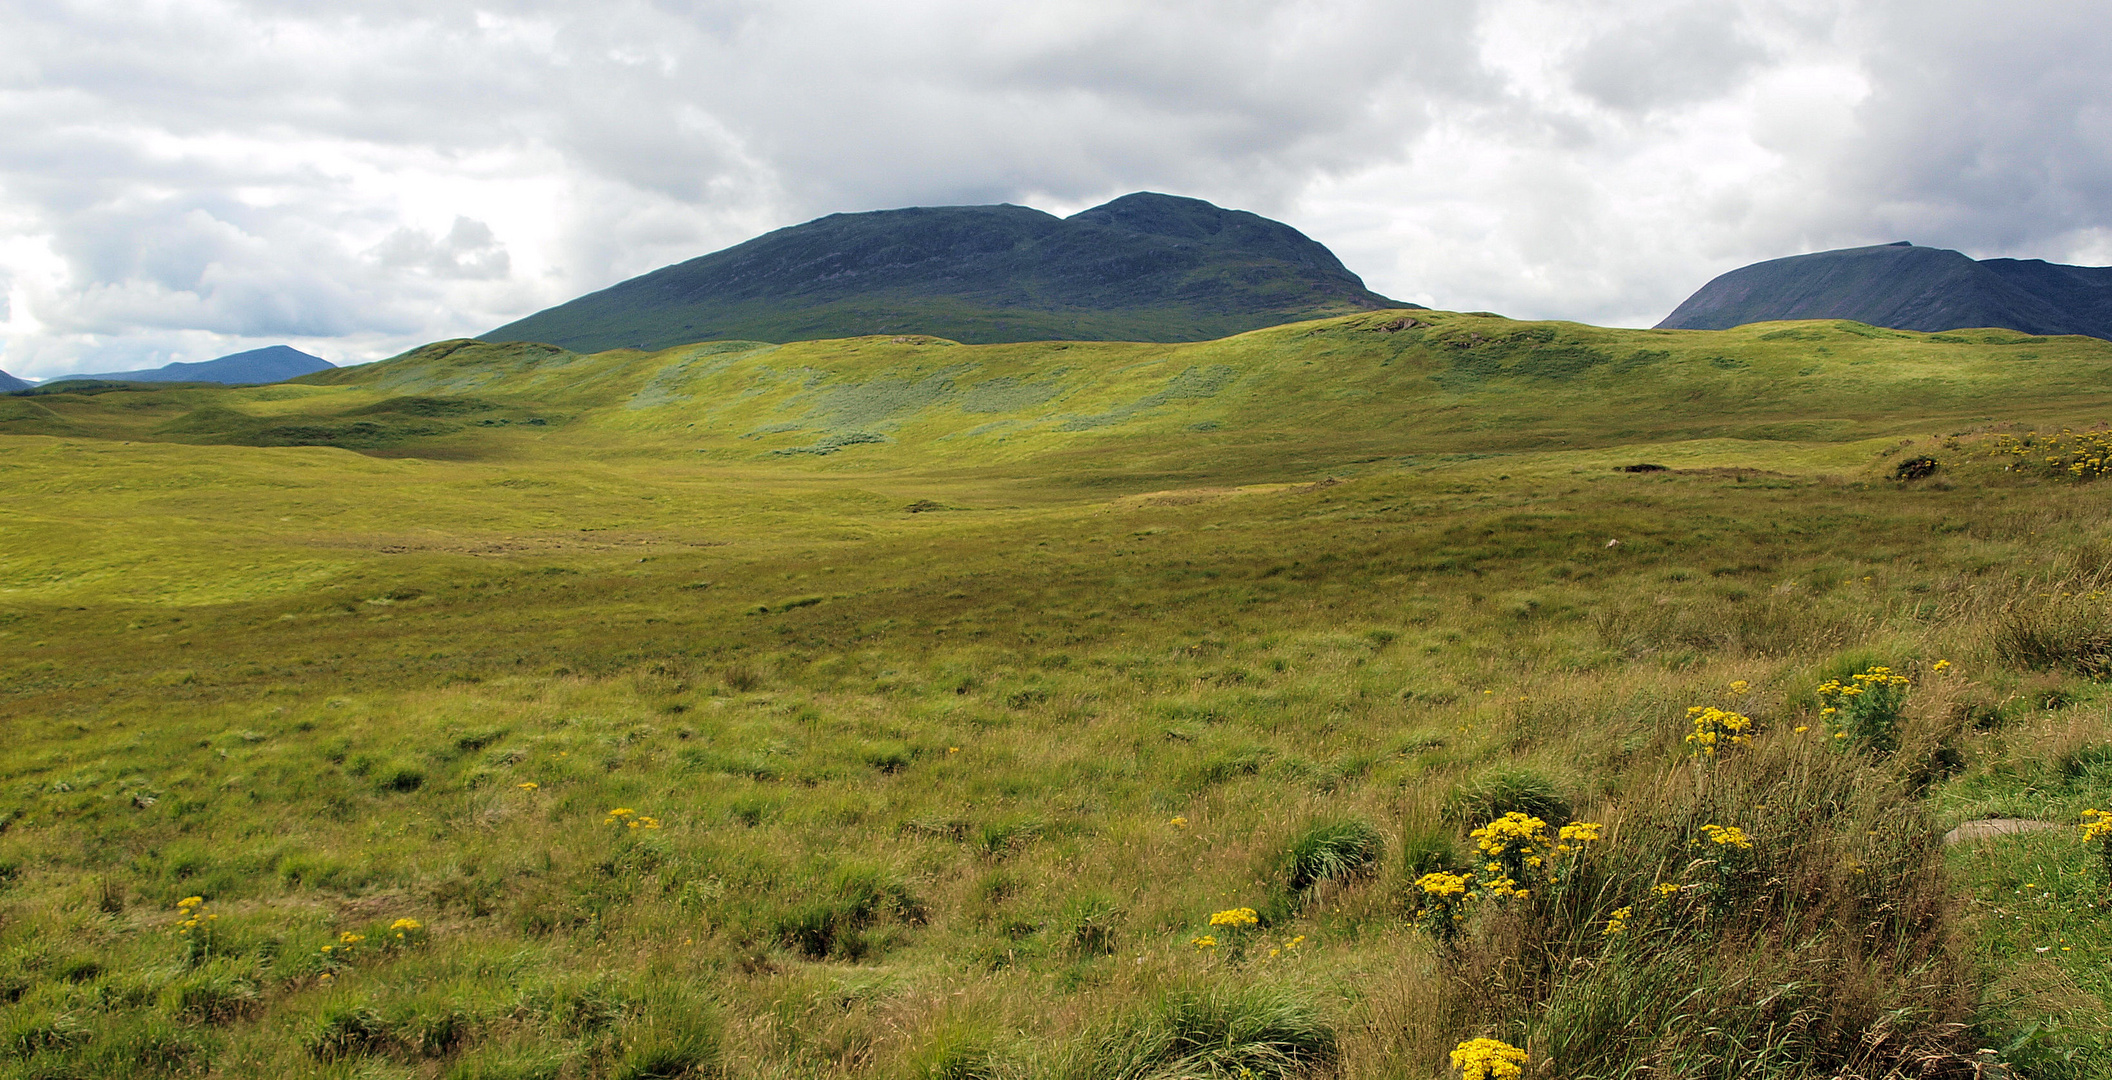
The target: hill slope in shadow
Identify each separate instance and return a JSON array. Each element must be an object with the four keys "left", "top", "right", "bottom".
[
  {"left": 1658, "top": 242, "right": 2112, "bottom": 338},
  {"left": 482, "top": 192, "right": 1410, "bottom": 350}
]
